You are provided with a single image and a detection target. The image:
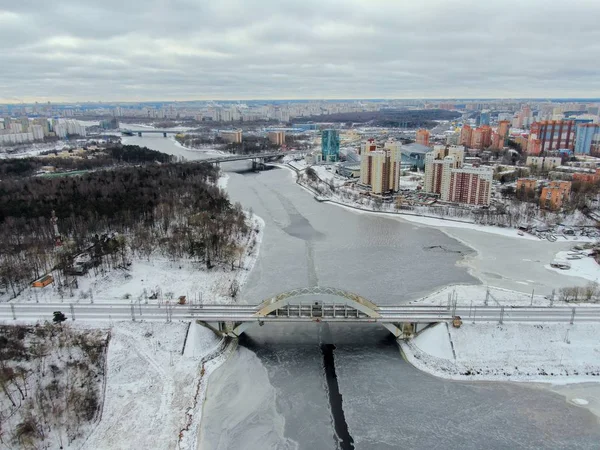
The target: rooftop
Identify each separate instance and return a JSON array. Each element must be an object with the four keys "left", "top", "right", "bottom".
[{"left": 401, "top": 143, "right": 432, "bottom": 154}]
